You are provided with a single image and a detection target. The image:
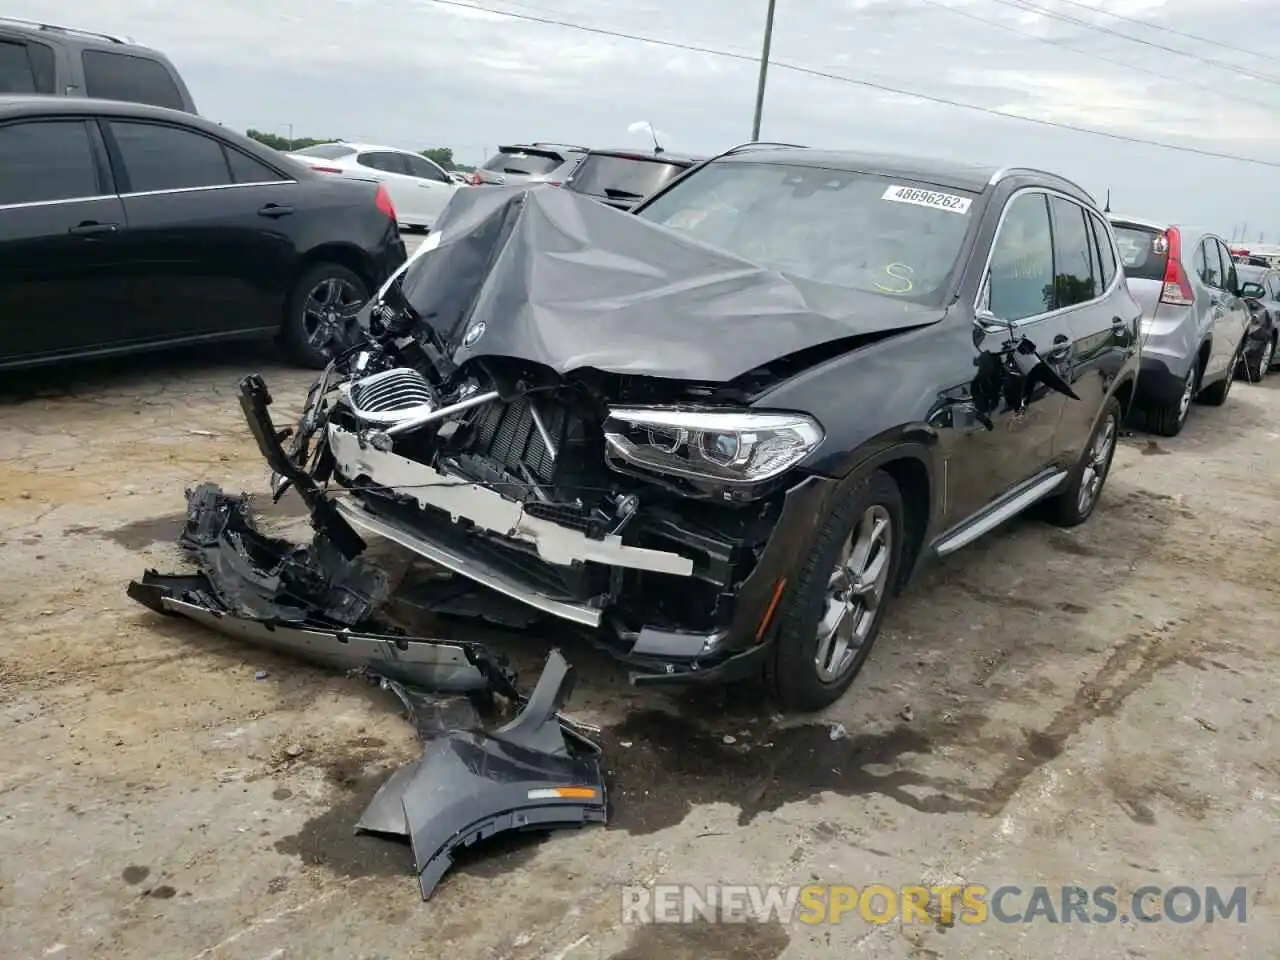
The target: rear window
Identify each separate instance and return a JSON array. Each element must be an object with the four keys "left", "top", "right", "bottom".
[
  {"left": 82, "top": 49, "right": 184, "bottom": 110},
  {"left": 1112, "top": 224, "right": 1169, "bottom": 282},
  {"left": 482, "top": 149, "right": 562, "bottom": 176},
  {"left": 568, "top": 154, "right": 690, "bottom": 202},
  {"left": 294, "top": 143, "right": 356, "bottom": 160},
  {"left": 636, "top": 161, "right": 978, "bottom": 305}
]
